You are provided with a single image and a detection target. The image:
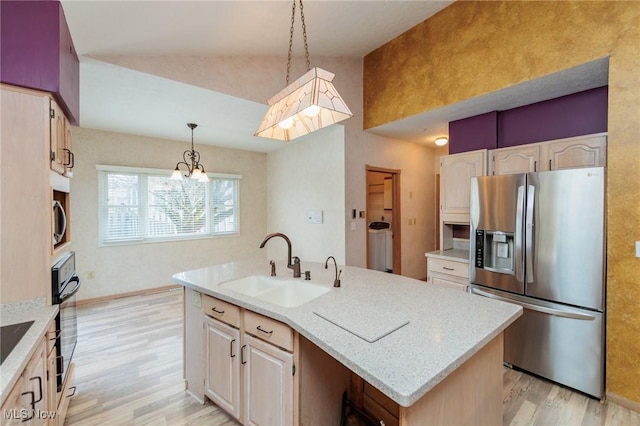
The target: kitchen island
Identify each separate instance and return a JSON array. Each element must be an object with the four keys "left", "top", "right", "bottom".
[{"left": 174, "top": 258, "right": 521, "bottom": 425}]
